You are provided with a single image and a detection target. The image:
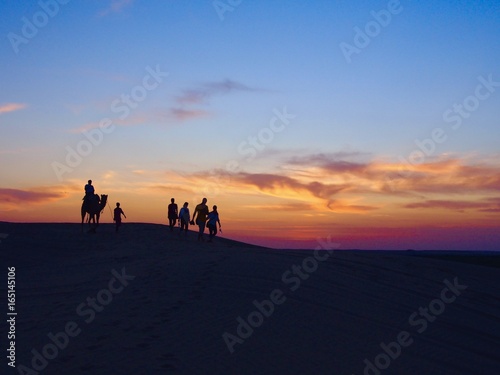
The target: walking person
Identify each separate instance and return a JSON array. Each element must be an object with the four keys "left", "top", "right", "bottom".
[
  {"left": 113, "top": 202, "right": 126, "bottom": 232},
  {"left": 168, "top": 198, "right": 178, "bottom": 232},
  {"left": 178, "top": 202, "right": 190, "bottom": 235},
  {"left": 191, "top": 197, "right": 209, "bottom": 241},
  {"left": 206, "top": 205, "right": 221, "bottom": 242}
]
